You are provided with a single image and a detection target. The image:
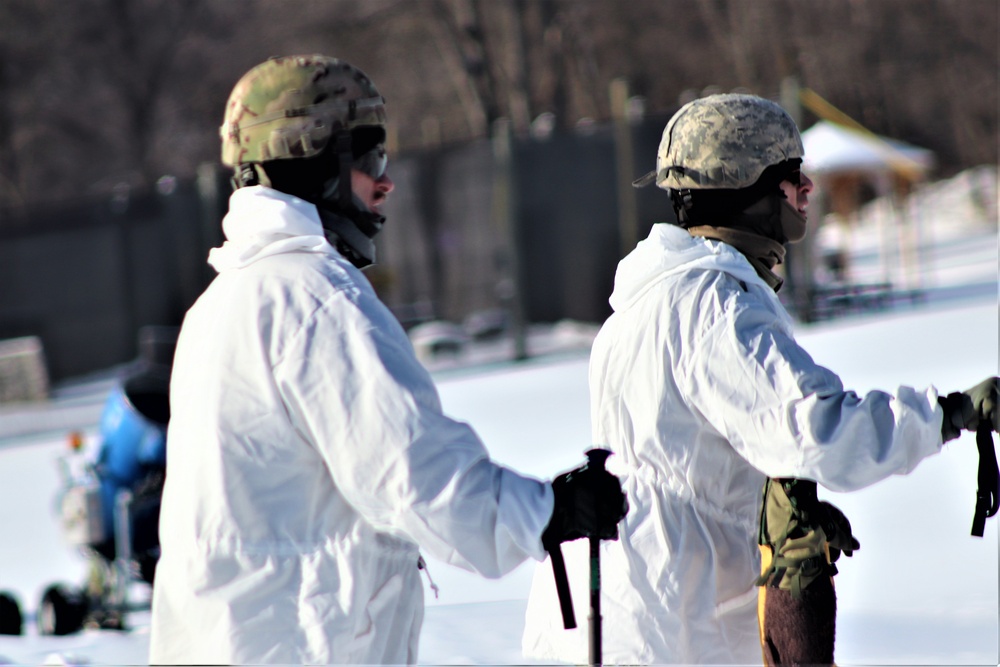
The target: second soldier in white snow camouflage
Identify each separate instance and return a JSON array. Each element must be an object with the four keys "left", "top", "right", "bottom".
[{"left": 523, "top": 93, "right": 998, "bottom": 665}]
